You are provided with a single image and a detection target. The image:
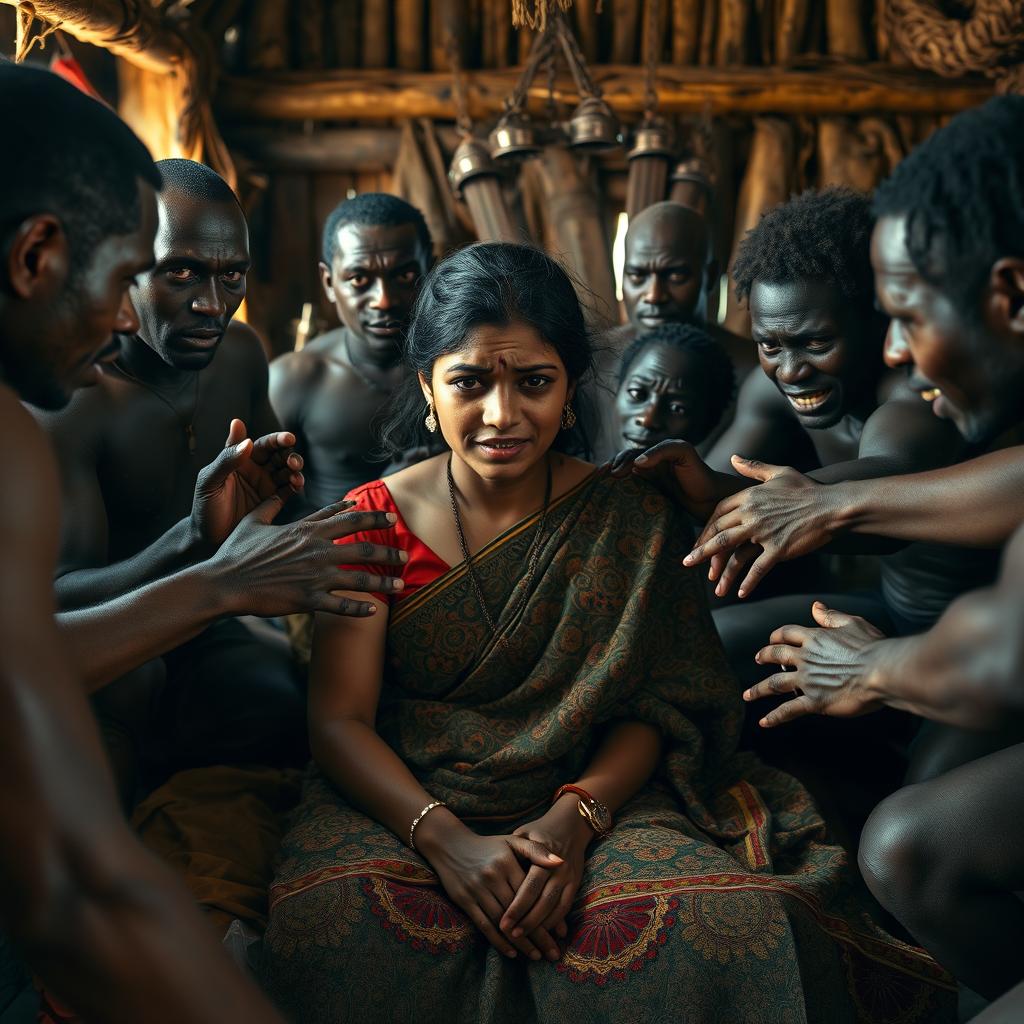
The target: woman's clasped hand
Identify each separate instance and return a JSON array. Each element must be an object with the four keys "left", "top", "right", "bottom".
[{"left": 416, "top": 805, "right": 591, "bottom": 962}]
